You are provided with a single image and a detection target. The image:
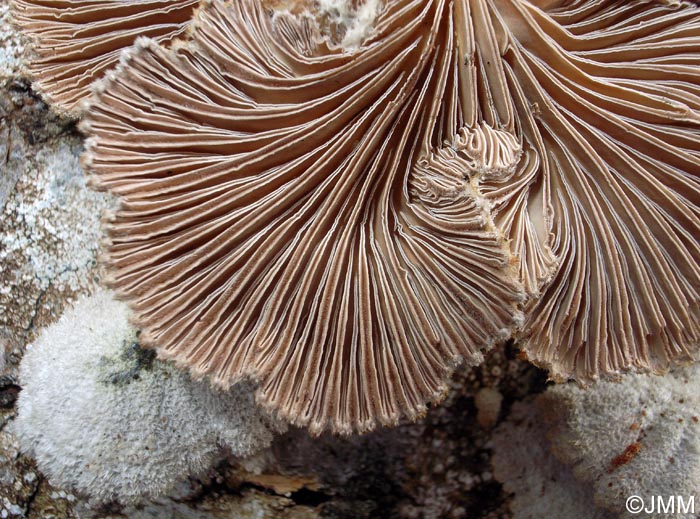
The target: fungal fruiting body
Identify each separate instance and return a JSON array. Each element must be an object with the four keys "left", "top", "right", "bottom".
[
  {"left": 78, "top": 0, "right": 700, "bottom": 433},
  {"left": 83, "top": 0, "right": 527, "bottom": 434},
  {"left": 505, "top": 0, "right": 700, "bottom": 380},
  {"left": 12, "top": 0, "right": 199, "bottom": 115}
]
